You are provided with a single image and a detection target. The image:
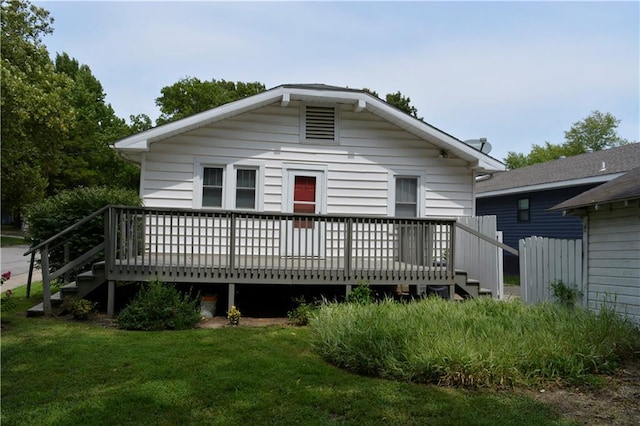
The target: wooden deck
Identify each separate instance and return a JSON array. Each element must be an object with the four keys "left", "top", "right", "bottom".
[
  {"left": 28, "top": 206, "right": 459, "bottom": 315},
  {"left": 106, "top": 207, "right": 456, "bottom": 286},
  {"left": 109, "top": 253, "right": 452, "bottom": 284}
]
